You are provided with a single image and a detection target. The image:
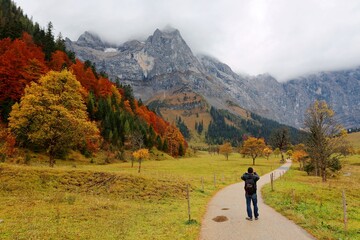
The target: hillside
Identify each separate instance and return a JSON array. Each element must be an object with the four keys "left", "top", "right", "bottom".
[
  {"left": 146, "top": 86, "right": 307, "bottom": 145},
  {"left": 0, "top": 0, "right": 187, "bottom": 160}
]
